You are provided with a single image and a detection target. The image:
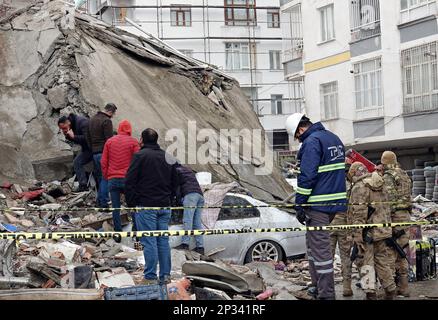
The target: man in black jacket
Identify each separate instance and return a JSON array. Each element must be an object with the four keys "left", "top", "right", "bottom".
[
  {"left": 125, "top": 128, "right": 178, "bottom": 285},
  {"left": 88, "top": 103, "right": 117, "bottom": 208},
  {"left": 58, "top": 114, "right": 92, "bottom": 192}
]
